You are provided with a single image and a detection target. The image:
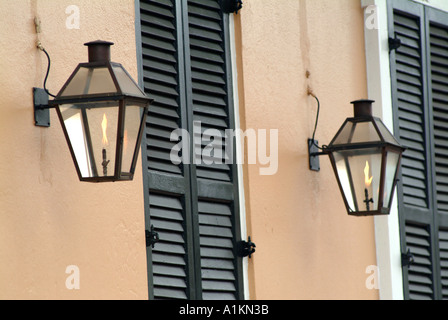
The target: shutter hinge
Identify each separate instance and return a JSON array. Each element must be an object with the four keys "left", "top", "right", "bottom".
[
  {"left": 146, "top": 225, "right": 160, "bottom": 248},
  {"left": 401, "top": 249, "right": 415, "bottom": 268},
  {"left": 389, "top": 36, "right": 402, "bottom": 52},
  {"left": 237, "top": 236, "right": 256, "bottom": 258},
  {"left": 220, "top": 0, "right": 243, "bottom": 14}
]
